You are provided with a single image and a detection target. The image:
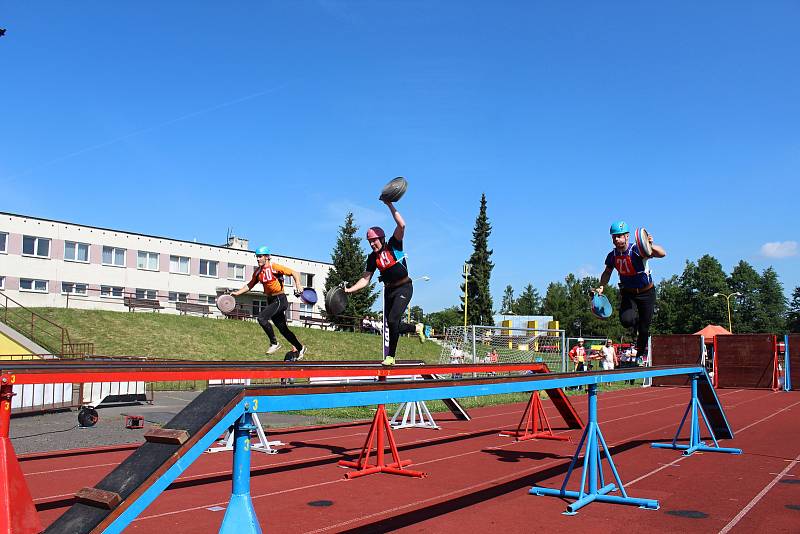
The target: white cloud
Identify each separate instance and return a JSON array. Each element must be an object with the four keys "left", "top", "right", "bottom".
[
  {"left": 760, "top": 241, "right": 798, "bottom": 259},
  {"left": 576, "top": 264, "right": 598, "bottom": 278}
]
